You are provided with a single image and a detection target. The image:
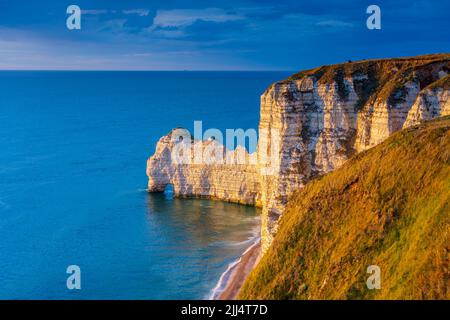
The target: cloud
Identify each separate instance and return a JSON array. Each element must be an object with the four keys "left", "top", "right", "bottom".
[
  {"left": 123, "top": 9, "right": 150, "bottom": 17},
  {"left": 128, "top": 52, "right": 153, "bottom": 57},
  {"left": 98, "top": 19, "right": 127, "bottom": 33},
  {"left": 151, "top": 8, "right": 245, "bottom": 29},
  {"left": 81, "top": 9, "right": 109, "bottom": 15},
  {"left": 126, "top": 50, "right": 200, "bottom": 58},
  {"left": 151, "top": 28, "right": 186, "bottom": 39},
  {"left": 316, "top": 19, "right": 354, "bottom": 28},
  {"left": 80, "top": 8, "right": 150, "bottom": 17}
]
